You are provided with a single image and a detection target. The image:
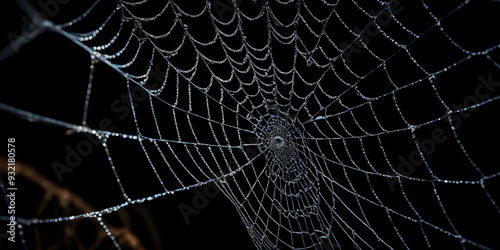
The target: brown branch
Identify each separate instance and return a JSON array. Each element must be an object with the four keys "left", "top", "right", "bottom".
[{"left": 0, "top": 157, "right": 146, "bottom": 250}]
